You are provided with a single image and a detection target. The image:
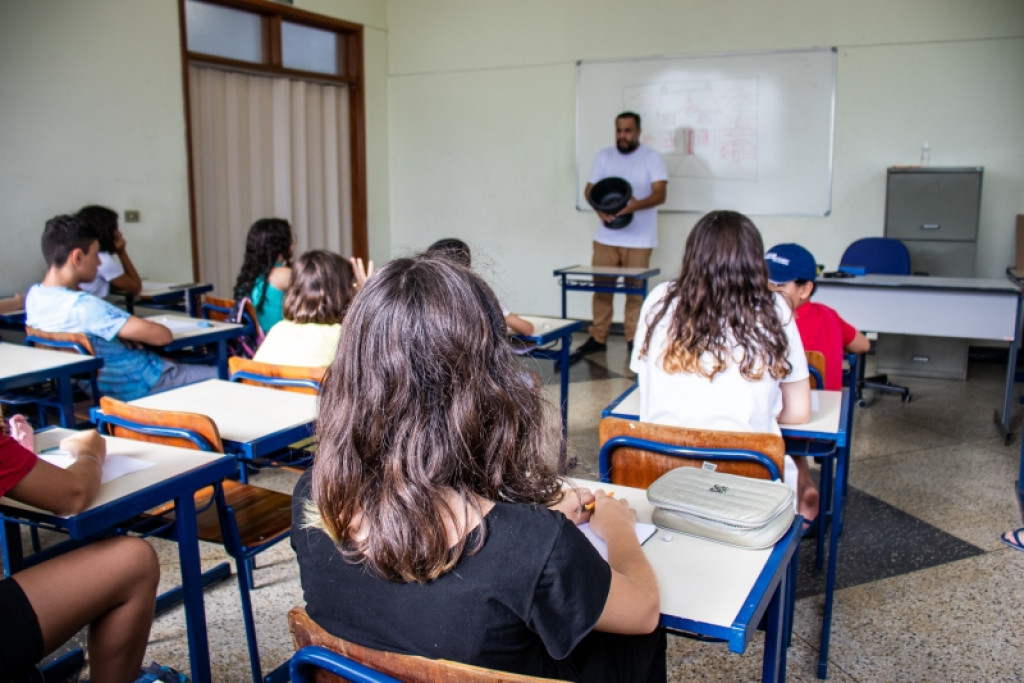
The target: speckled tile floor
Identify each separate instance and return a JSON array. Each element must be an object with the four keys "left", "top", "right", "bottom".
[{"left": 24, "top": 333, "right": 1024, "bottom": 681}]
